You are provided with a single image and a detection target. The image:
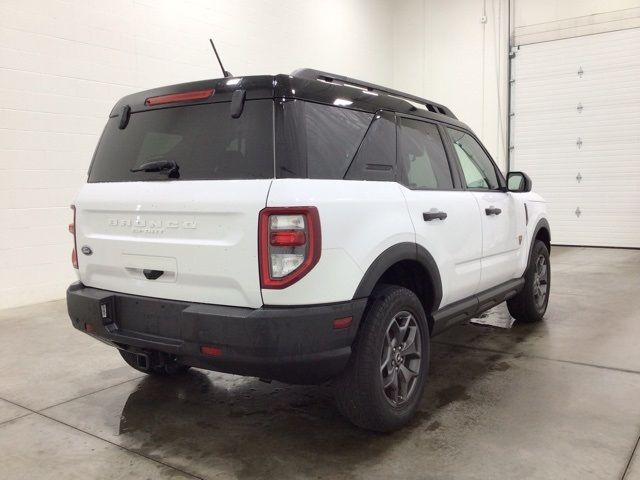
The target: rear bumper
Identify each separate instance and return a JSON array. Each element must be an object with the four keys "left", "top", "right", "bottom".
[{"left": 66, "top": 282, "right": 367, "bottom": 384}]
